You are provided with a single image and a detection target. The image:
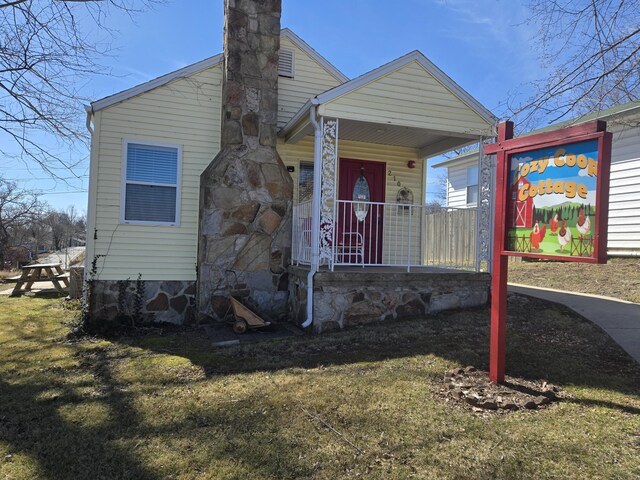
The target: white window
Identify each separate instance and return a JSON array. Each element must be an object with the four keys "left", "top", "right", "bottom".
[
  {"left": 298, "top": 161, "right": 313, "bottom": 203},
  {"left": 122, "top": 140, "right": 181, "bottom": 225},
  {"left": 466, "top": 165, "right": 479, "bottom": 205},
  {"left": 278, "top": 48, "right": 295, "bottom": 78}
]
